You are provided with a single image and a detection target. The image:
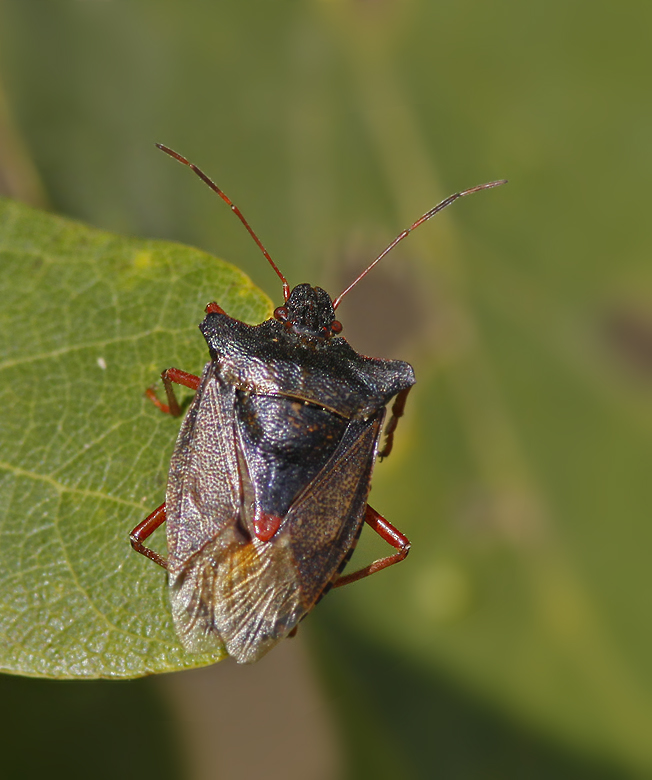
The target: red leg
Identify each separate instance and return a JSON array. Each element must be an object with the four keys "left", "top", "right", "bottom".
[
  {"left": 146, "top": 367, "right": 201, "bottom": 417},
  {"left": 130, "top": 502, "right": 168, "bottom": 569},
  {"left": 378, "top": 386, "right": 412, "bottom": 460},
  {"left": 333, "top": 505, "right": 410, "bottom": 588}
]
